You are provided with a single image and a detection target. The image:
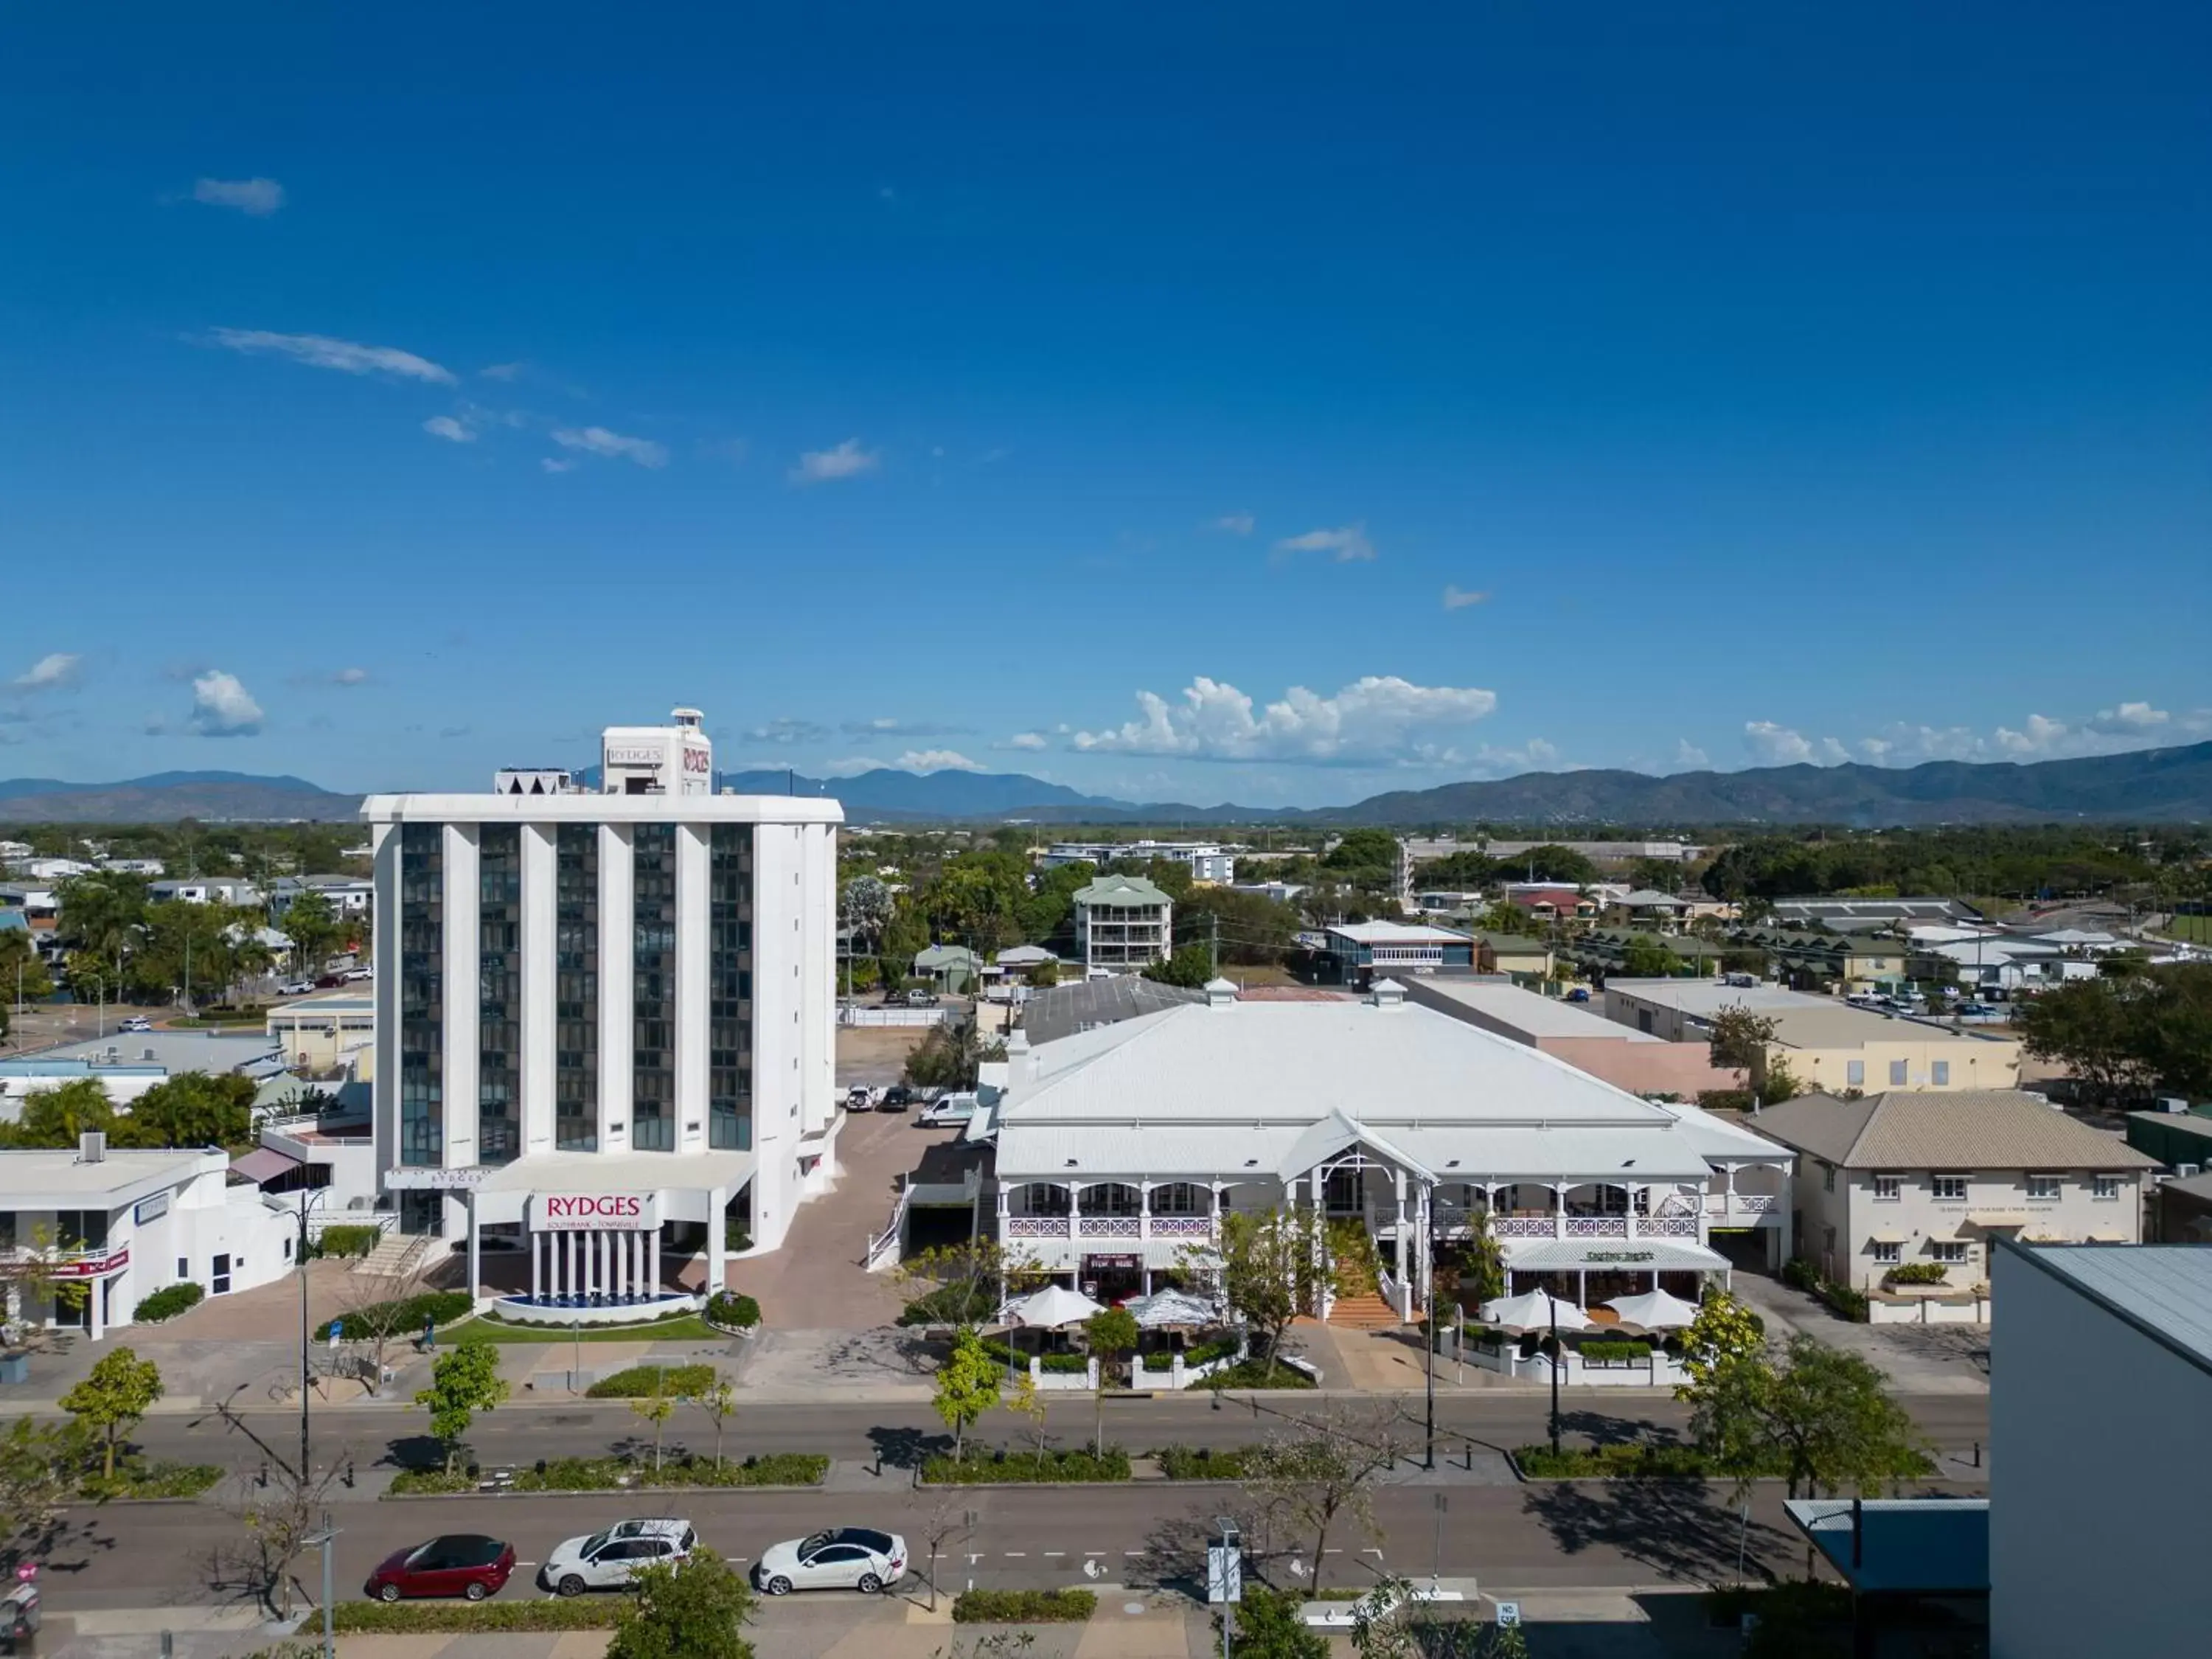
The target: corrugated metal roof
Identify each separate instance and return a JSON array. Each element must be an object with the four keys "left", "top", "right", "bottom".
[
  {"left": 2010, "top": 1244, "right": 2212, "bottom": 1374},
  {"left": 1756, "top": 1090, "right": 2163, "bottom": 1172}
]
